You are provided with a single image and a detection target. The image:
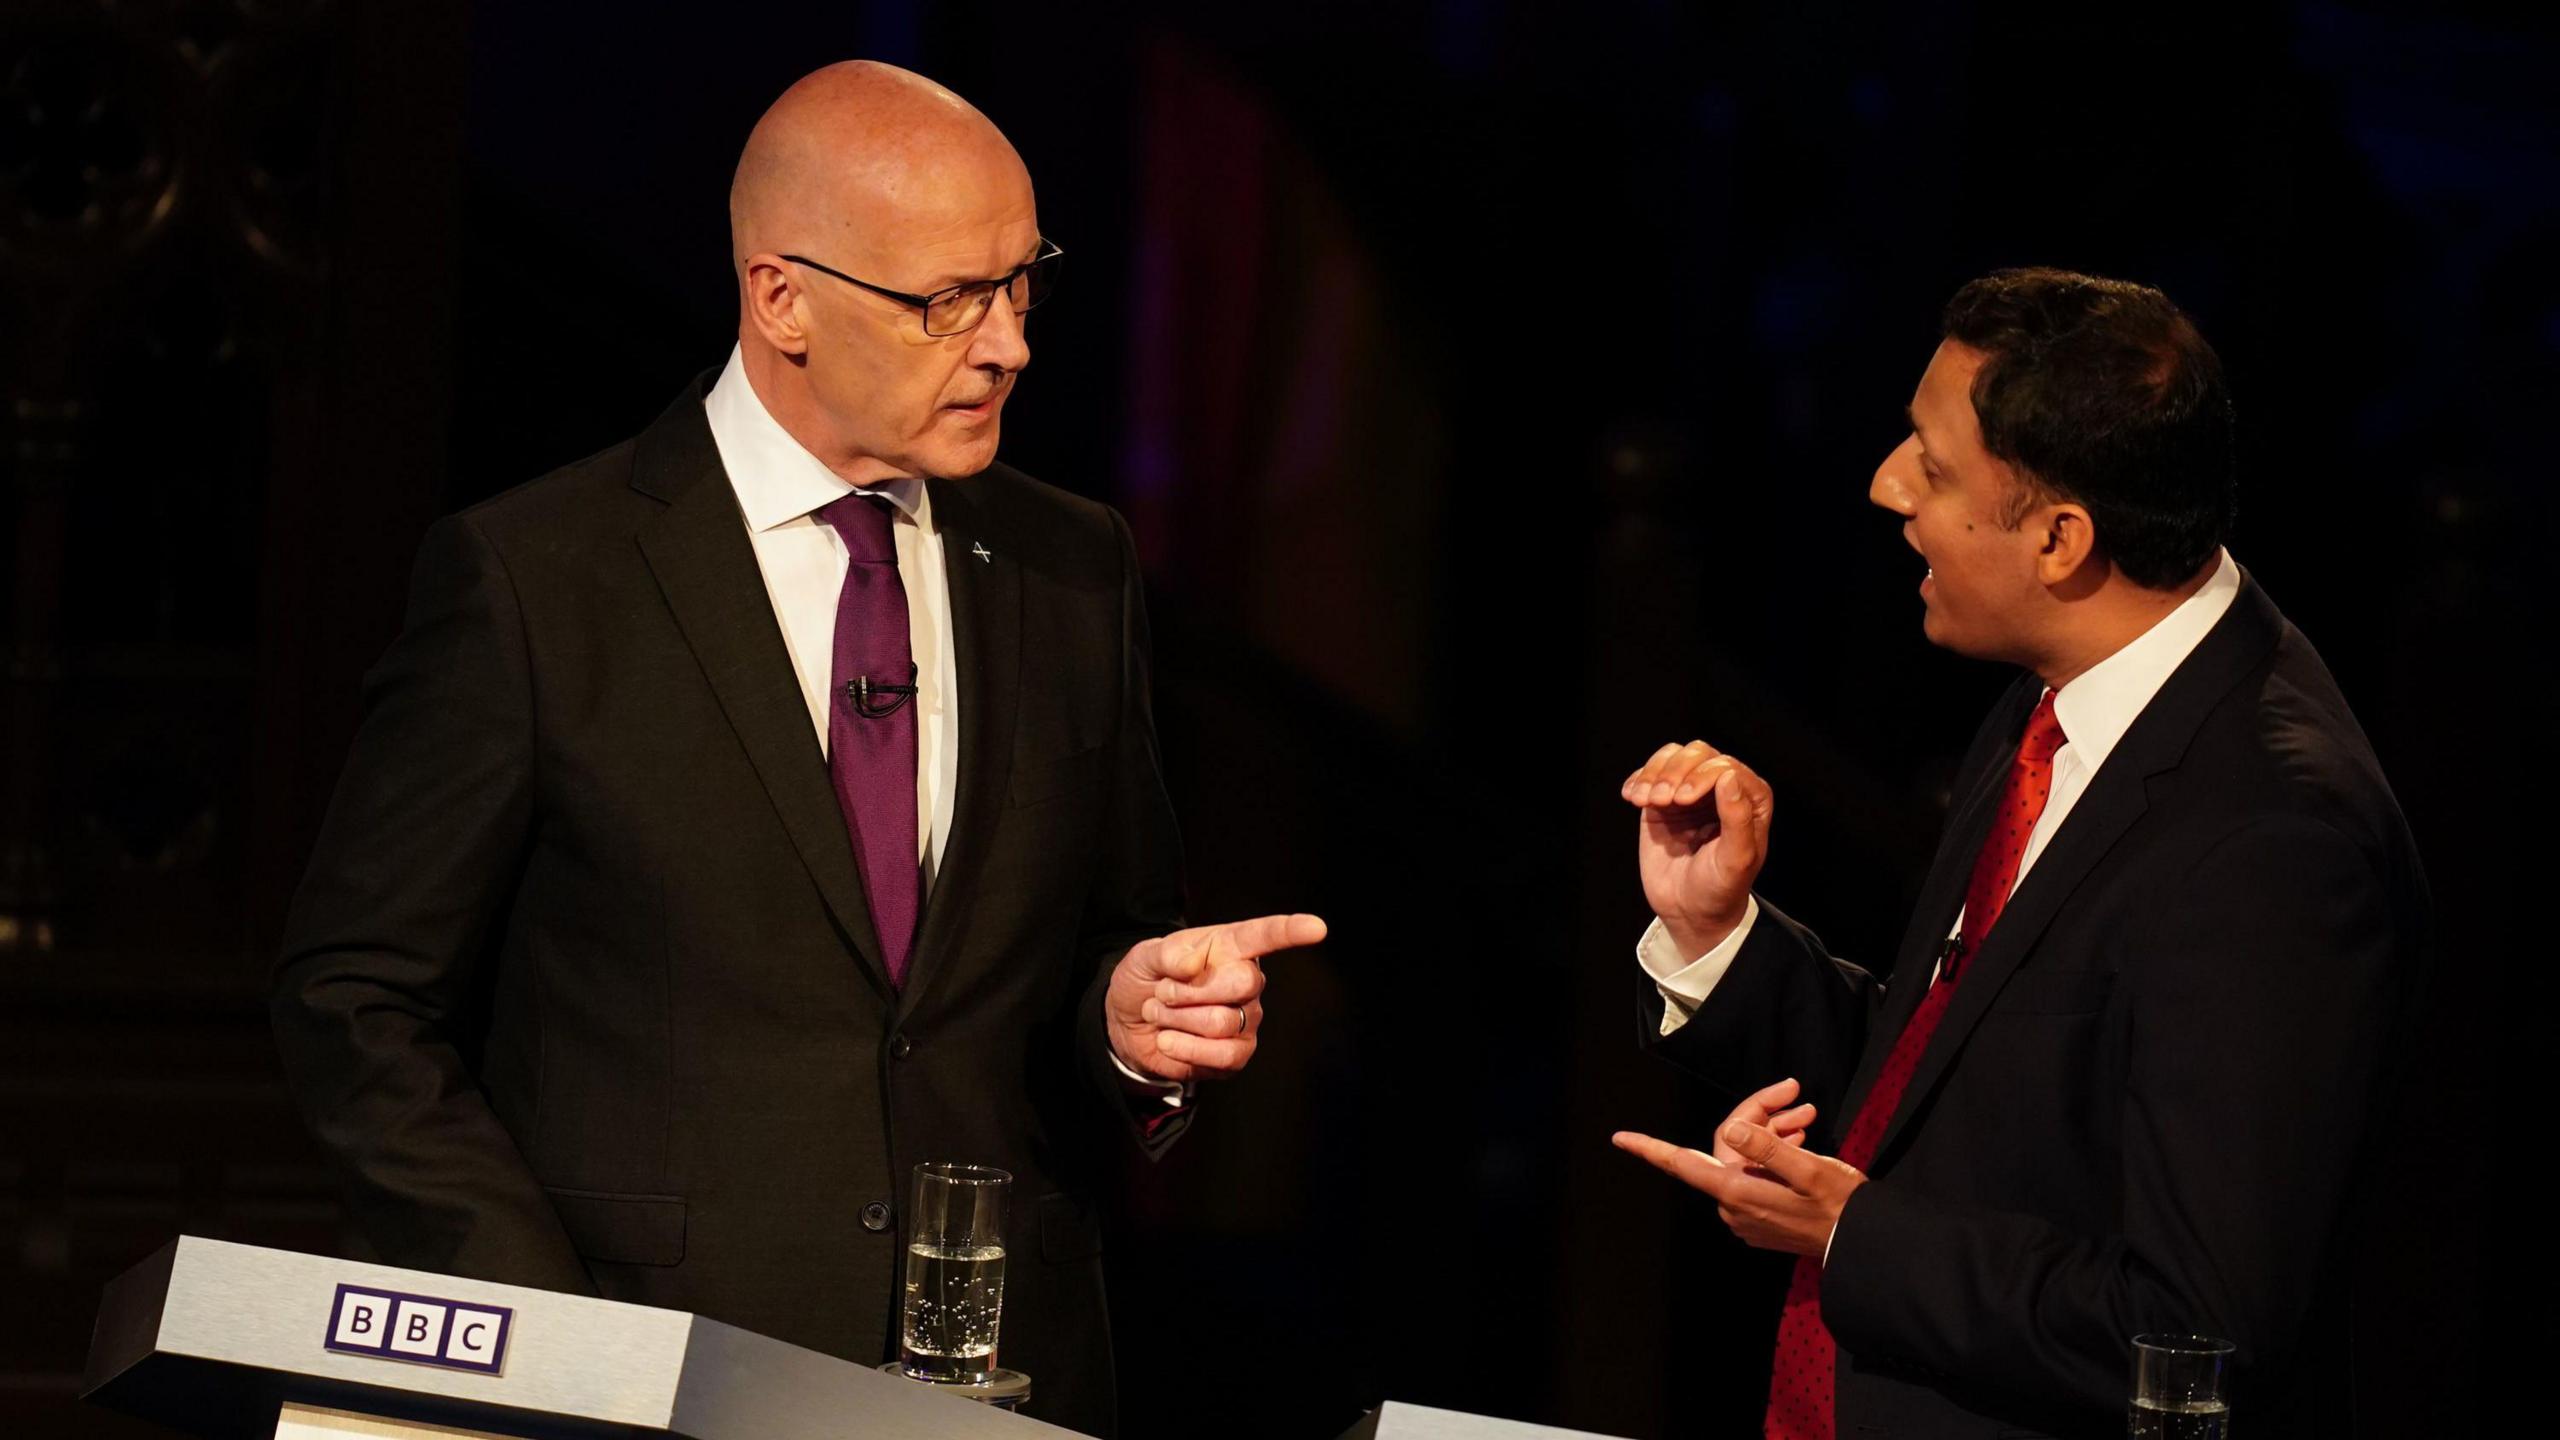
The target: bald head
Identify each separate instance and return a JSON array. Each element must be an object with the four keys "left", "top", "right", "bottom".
[
  {"left": 729, "top": 60, "right": 1029, "bottom": 269},
  {"left": 726, "top": 61, "right": 1044, "bottom": 487}
]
